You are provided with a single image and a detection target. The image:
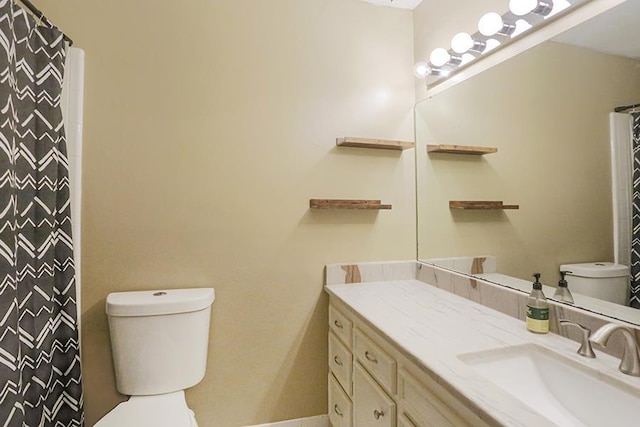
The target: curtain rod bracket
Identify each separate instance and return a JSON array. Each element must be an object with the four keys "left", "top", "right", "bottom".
[{"left": 614, "top": 103, "right": 640, "bottom": 113}]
